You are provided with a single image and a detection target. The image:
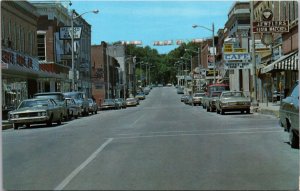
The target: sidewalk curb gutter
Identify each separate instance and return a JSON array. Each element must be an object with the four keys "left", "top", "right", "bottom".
[
  {"left": 2, "top": 121, "right": 13, "bottom": 130},
  {"left": 251, "top": 106, "right": 279, "bottom": 118}
]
